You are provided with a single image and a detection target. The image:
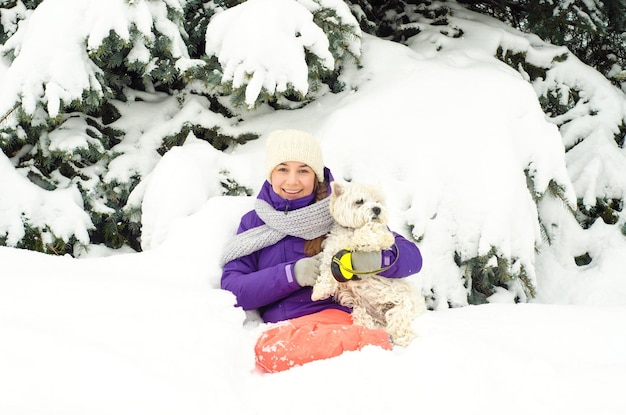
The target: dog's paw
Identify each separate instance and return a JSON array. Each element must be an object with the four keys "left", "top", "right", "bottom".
[
  {"left": 380, "top": 231, "right": 395, "bottom": 248},
  {"left": 311, "top": 279, "right": 335, "bottom": 301},
  {"left": 351, "top": 225, "right": 395, "bottom": 251},
  {"left": 389, "top": 329, "right": 417, "bottom": 347},
  {"left": 311, "top": 287, "right": 331, "bottom": 301}
]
